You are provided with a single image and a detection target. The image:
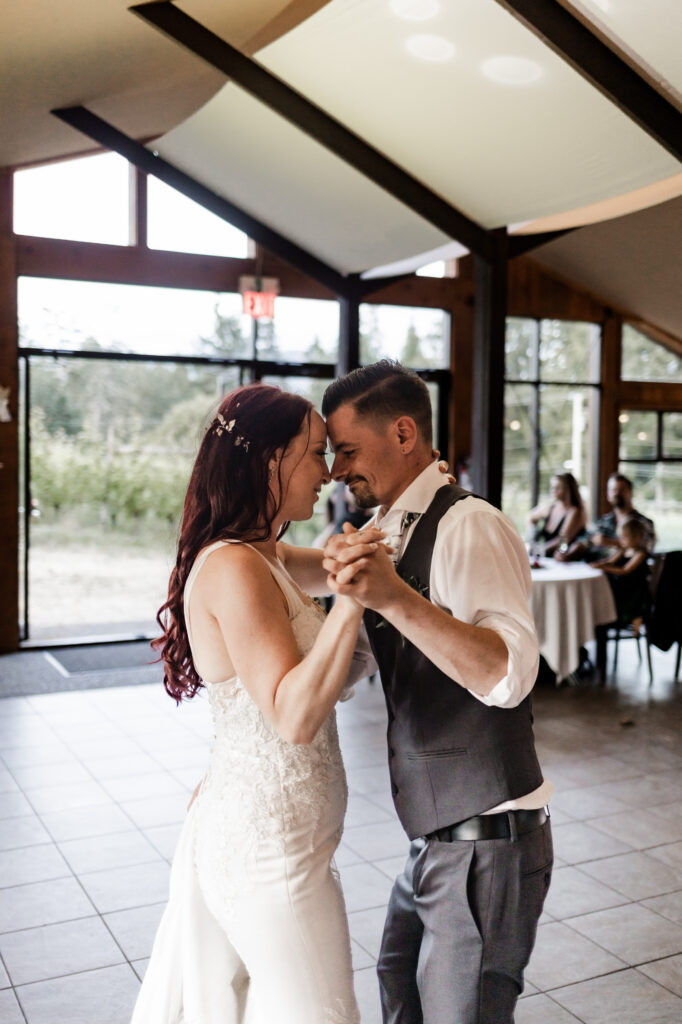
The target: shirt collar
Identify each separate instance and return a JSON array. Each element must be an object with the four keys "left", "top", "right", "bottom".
[{"left": 377, "top": 460, "right": 447, "bottom": 527}]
